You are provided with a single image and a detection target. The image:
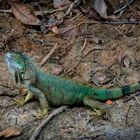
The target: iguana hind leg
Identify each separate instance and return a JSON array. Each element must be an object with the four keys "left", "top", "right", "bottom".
[{"left": 83, "top": 96, "right": 110, "bottom": 117}]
